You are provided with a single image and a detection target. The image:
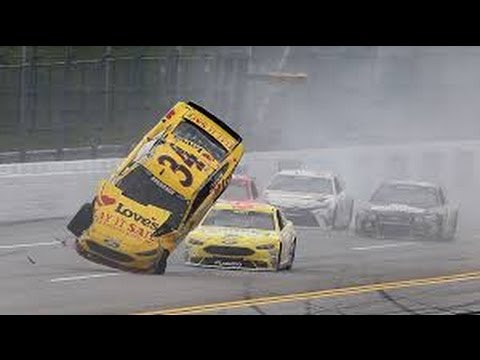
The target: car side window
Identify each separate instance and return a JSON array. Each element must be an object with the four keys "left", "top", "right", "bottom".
[{"left": 276, "top": 209, "right": 285, "bottom": 230}]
